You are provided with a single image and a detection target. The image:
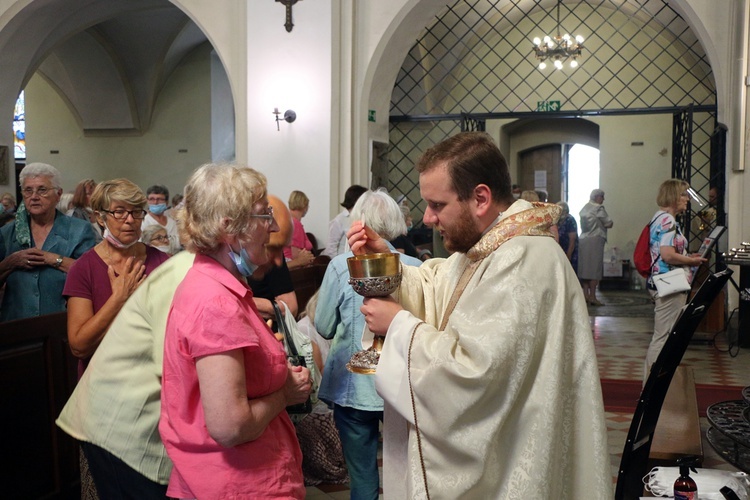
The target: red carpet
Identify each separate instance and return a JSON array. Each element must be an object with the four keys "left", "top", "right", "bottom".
[{"left": 601, "top": 378, "right": 745, "bottom": 417}]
